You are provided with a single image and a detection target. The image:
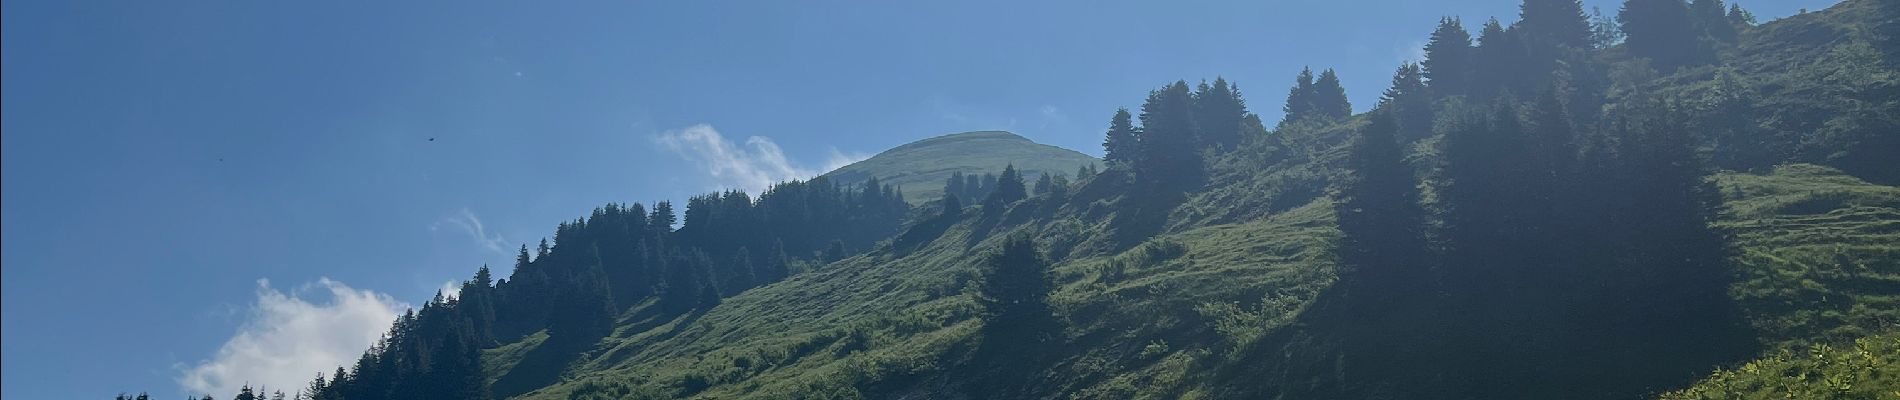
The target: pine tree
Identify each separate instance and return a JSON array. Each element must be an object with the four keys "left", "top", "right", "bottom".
[
  {"left": 1726, "top": 3, "right": 1756, "bottom": 28},
  {"left": 1423, "top": 17, "right": 1475, "bottom": 98},
  {"left": 1689, "top": 0, "right": 1737, "bottom": 43},
  {"left": 940, "top": 191, "right": 963, "bottom": 218},
  {"left": 1138, "top": 81, "right": 1204, "bottom": 186},
  {"left": 986, "top": 164, "right": 1027, "bottom": 206},
  {"left": 1519, "top": 0, "right": 1592, "bottom": 49},
  {"left": 1033, "top": 173, "right": 1054, "bottom": 196},
  {"left": 1102, "top": 108, "right": 1141, "bottom": 166},
  {"left": 1620, "top": 0, "right": 1715, "bottom": 71},
  {"left": 1378, "top": 62, "right": 1435, "bottom": 142},
  {"left": 1335, "top": 110, "right": 1430, "bottom": 297},
  {"left": 1473, "top": 18, "right": 1531, "bottom": 98},
  {"left": 649, "top": 201, "right": 677, "bottom": 232},
  {"left": 946, "top": 171, "right": 967, "bottom": 201},
  {"left": 1281, "top": 67, "right": 1318, "bottom": 126},
  {"left": 978, "top": 234, "right": 1056, "bottom": 348},
  {"left": 1192, "top": 77, "right": 1249, "bottom": 149},
  {"left": 1312, "top": 69, "right": 1353, "bottom": 120}
]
